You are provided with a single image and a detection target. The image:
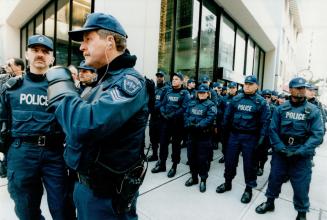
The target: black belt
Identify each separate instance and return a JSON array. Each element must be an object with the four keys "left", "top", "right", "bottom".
[
  {"left": 281, "top": 135, "right": 307, "bottom": 146},
  {"left": 20, "top": 135, "right": 56, "bottom": 147},
  {"left": 231, "top": 127, "right": 259, "bottom": 135}
]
